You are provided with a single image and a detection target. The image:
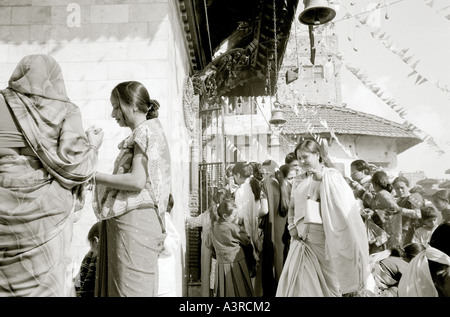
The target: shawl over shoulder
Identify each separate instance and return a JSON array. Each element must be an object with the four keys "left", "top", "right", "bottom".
[
  {"left": 1, "top": 55, "right": 97, "bottom": 188},
  {"left": 320, "top": 167, "right": 374, "bottom": 294},
  {"left": 398, "top": 246, "right": 450, "bottom": 297},
  {"left": 1, "top": 54, "right": 97, "bottom": 211},
  {"left": 235, "top": 178, "right": 263, "bottom": 257},
  {"left": 93, "top": 118, "right": 171, "bottom": 220}
]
